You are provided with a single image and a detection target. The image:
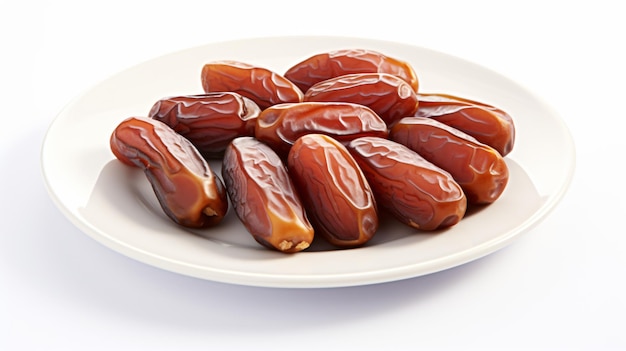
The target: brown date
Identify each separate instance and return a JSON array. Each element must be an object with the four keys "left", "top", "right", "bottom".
[
  {"left": 201, "top": 60, "right": 303, "bottom": 109},
  {"left": 390, "top": 117, "right": 509, "bottom": 205},
  {"left": 222, "top": 137, "right": 314, "bottom": 253},
  {"left": 347, "top": 137, "right": 467, "bottom": 231},
  {"left": 287, "top": 134, "right": 379, "bottom": 248},
  {"left": 148, "top": 92, "right": 261, "bottom": 158},
  {"left": 416, "top": 93, "right": 515, "bottom": 156},
  {"left": 110, "top": 116, "right": 228, "bottom": 228},
  {"left": 254, "top": 102, "right": 388, "bottom": 157},
  {"left": 303, "top": 73, "right": 419, "bottom": 125},
  {"left": 284, "top": 49, "right": 419, "bottom": 93}
]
